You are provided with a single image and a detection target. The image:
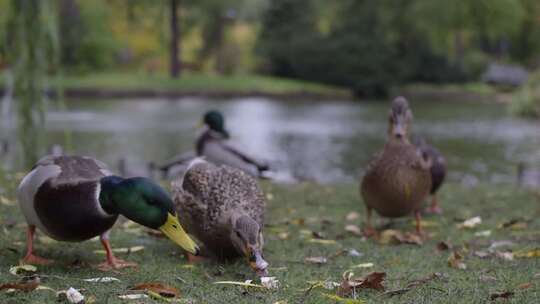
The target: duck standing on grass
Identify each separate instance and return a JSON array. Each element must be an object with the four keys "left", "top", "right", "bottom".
[
  {"left": 360, "top": 97, "right": 432, "bottom": 235},
  {"left": 171, "top": 158, "right": 269, "bottom": 276},
  {"left": 415, "top": 138, "right": 447, "bottom": 214},
  {"left": 17, "top": 155, "right": 199, "bottom": 270},
  {"left": 160, "top": 110, "right": 269, "bottom": 178}
]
